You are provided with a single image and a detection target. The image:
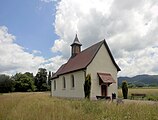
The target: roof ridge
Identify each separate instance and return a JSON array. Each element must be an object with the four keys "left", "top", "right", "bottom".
[{"left": 81, "top": 40, "right": 104, "bottom": 53}]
